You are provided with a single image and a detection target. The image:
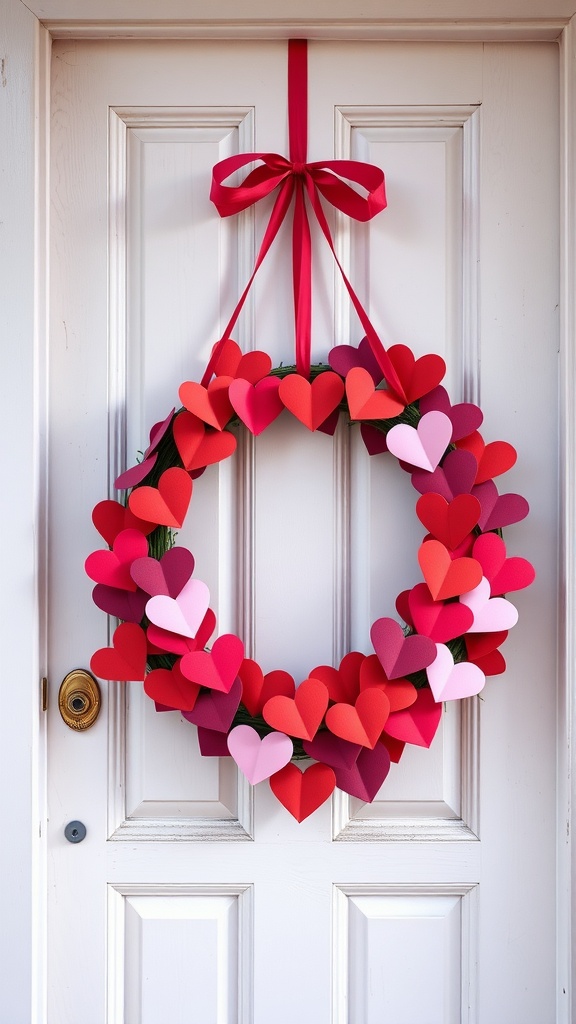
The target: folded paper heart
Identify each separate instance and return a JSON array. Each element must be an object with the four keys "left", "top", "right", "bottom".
[
  {"left": 278, "top": 371, "right": 344, "bottom": 431},
  {"left": 114, "top": 408, "right": 175, "bottom": 490},
  {"left": 180, "top": 634, "right": 244, "bottom": 693},
  {"left": 386, "top": 410, "right": 452, "bottom": 472},
  {"left": 143, "top": 660, "right": 200, "bottom": 711},
  {"left": 416, "top": 492, "right": 481, "bottom": 551},
  {"left": 383, "top": 687, "right": 443, "bottom": 747},
  {"left": 407, "top": 582, "right": 474, "bottom": 643},
  {"left": 146, "top": 609, "right": 216, "bottom": 656},
  {"left": 426, "top": 643, "right": 486, "bottom": 702},
  {"left": 419, "top": 386, "right": 483, "bottom": 441},
  {"left": 92, "top": 499, "right": 156, "bottom": 545},
  {"left": 332, "top": 742, "right": 391, "bottom": 802},
  {"left": 474, "top": 439, "right": 517, "bottom": 485},
  {"left": 178, "top": 375, "right": 234, "bottom": 430},
  {"left": 263, "top": 677, "right": 330, "bottom": 741},
  {"left": 328, "top": 337, "right": 384, "bottom": 384},
  {"left": 197, "top": 726, "right": 232, "bottom": 757},
  {"left": 473, "top": 480, "right": 530, "bottom": 532},
  {"left": 182, "top": 676, "right": 243, "bottom": 732},
  {"left": 92, "top": 583, "right": 148, "bottom": 624},
  {"left": 358, "top": 656, "right": 417, "bottom": 711},
  {"left": 128, "top": 467, "right": 193, "bottom": 529},
  {"left": 472, "top": 533, "right": 535, "bottom": 595},
  {"left": 325, "top": 689, "right": 390, "bottom": 748},
  {"left": 235, "top": 349, "right": 273, "bottom": 384},
  {"left": 130, "top": 546, "right": 196, "bottom": 598},
  {"left": 418, "top": 539, "right": 482, "bottom": 601},
  {"left": 173, "top": 413, "right": 237, "bottom": 471},
  {"left": 359, "top": 422, "right": 388, "bottom": 456},
  {"left": 270, "top": 762, "right": 337, "bottom": 821},
  {"left": 238, "top": 661, "right": 295, "bottom": 717},
  {"left": 227, "top": 725, "right": 293, "bottom": 784},
  {"left": 411, "top": 449, "right": 478, "bottom": 500},
  {"left": 309, "top": 651, "right": 365, "bottom": 705},
  {"left": 302, "top": 731, "right": 362, "bottom": 771},
  {"left": 370, "top": 617, "right": 437, "bottom": 679},
  {"left": 387, "top": 344, "right": 446, "bottom": 404},
  {"left": 459, "top": 576, "right": 519, "bottom": 632},
  {"left": 145, "top": 578, "right": 211, "bottom": 639},
  {"left": 85, "top": 528, "right": 149, "bottom": 591},
  {"left": 90, "top": 622, "right": 147, "bottom": 682},
  {"left": 345, "top": 366, "right": 405, "bottom": 420},
  {"left": 228, "top": 376, "right": 284, "bottom": 435}
]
